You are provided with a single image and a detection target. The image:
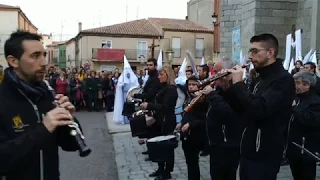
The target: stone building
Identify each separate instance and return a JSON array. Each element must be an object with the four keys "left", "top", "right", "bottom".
[
  {"left": 187, "top": 0, "right": 214, "bottom": 29},
  {"left": 188, "top": 0, "right": 320, "bottom": 59}
]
